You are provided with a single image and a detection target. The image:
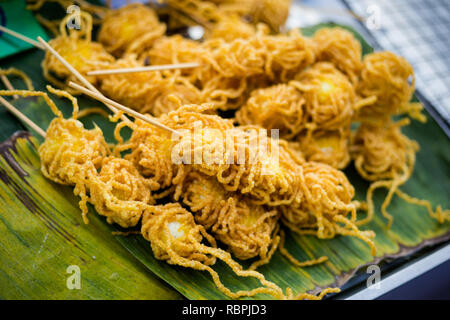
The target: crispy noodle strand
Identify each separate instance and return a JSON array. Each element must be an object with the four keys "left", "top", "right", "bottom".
[{"left": 98, "top": 3, "right": 166, "bottom": 57}]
